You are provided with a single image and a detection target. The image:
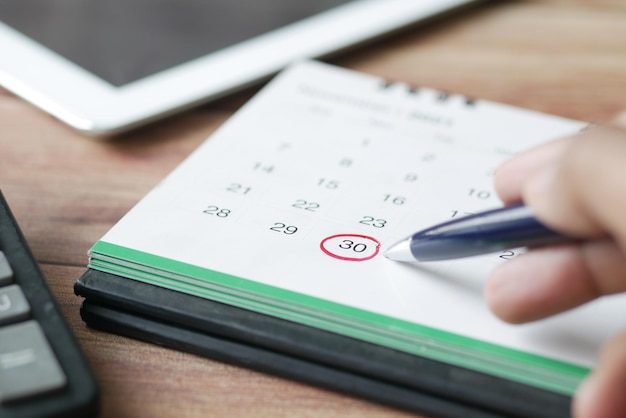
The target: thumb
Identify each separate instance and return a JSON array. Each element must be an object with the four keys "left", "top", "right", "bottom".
[{"left": 573, "top": 328, "right": 626, "bottom": 418}]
